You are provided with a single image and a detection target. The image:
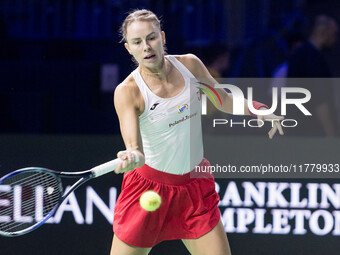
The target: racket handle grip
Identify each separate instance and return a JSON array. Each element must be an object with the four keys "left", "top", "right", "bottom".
[{"left": 91, "top": 151, "right": 139, "bottom": 177}]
